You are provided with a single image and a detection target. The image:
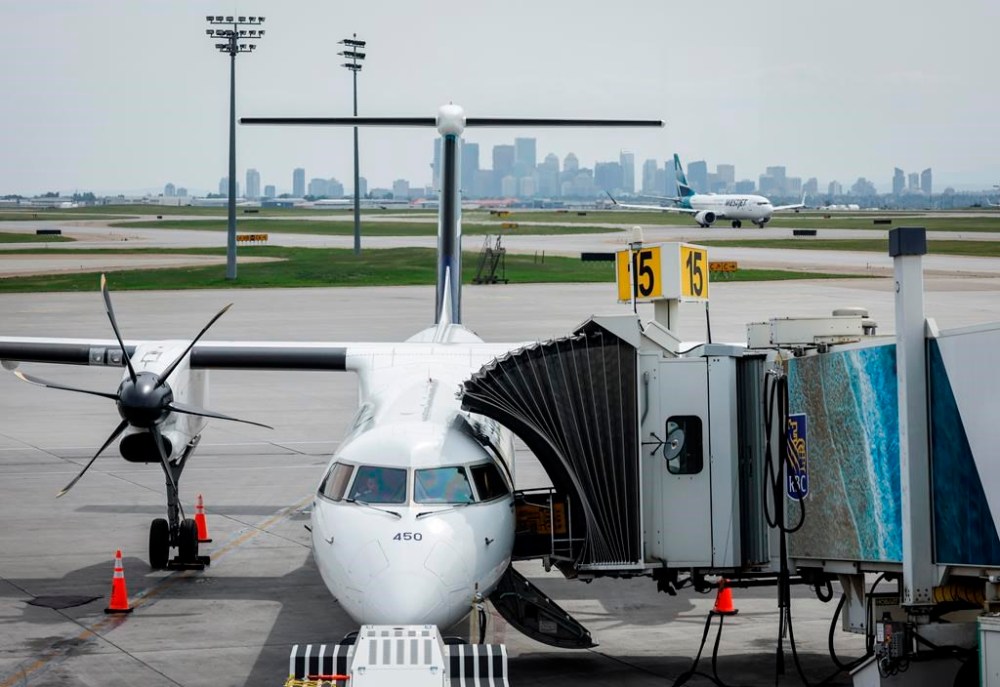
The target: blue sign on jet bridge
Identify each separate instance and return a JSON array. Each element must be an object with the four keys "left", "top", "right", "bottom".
[{"left": 786, "top": 414, "right": 808, "bottom": 501}]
